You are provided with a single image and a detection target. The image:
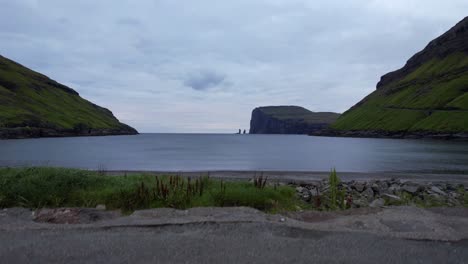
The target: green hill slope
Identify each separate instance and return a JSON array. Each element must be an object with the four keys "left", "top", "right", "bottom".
[
  {"left": 331, "top": 17, "right": 468, "bottom": 139},
  {"left": 0, "top": 55, "right": 137, "bottom": 139}
]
